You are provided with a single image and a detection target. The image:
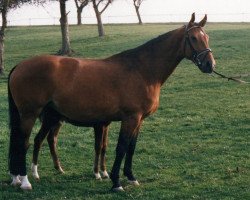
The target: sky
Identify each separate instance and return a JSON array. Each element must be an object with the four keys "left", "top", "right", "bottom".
[{"left": 7, "top": 0, "right": 250, "bottom": 26}]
